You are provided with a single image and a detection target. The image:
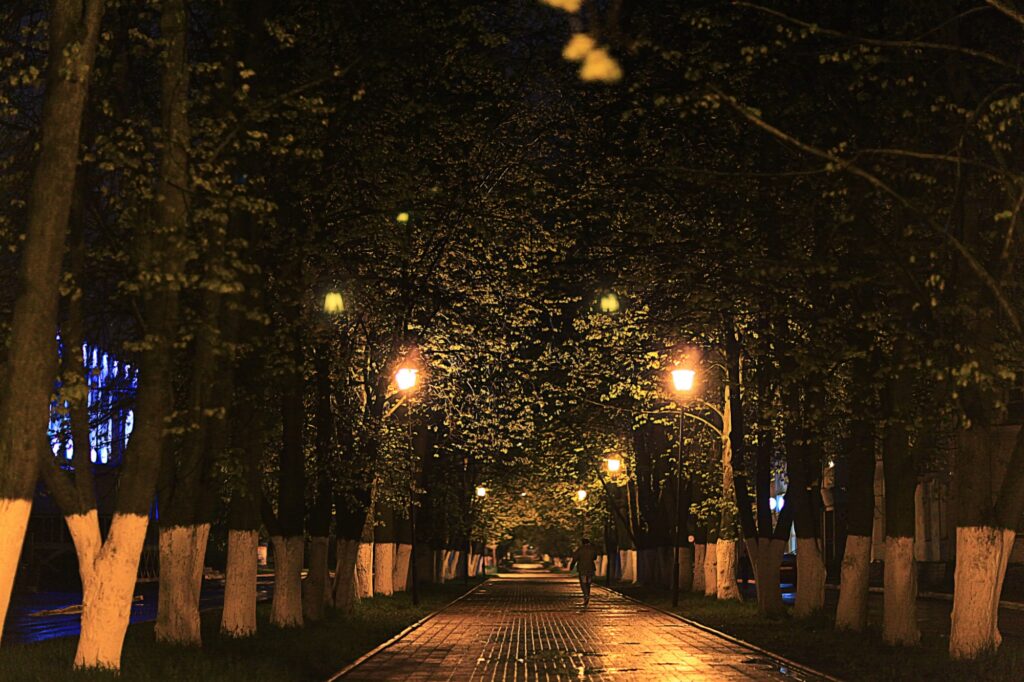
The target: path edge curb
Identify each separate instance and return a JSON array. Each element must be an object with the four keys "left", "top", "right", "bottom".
[
  {"left": 325, "top": 577, "right": 493, "bottom": 681},
  {"left": 602, "top": 585, "right": 845, "bottom": 682}
]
